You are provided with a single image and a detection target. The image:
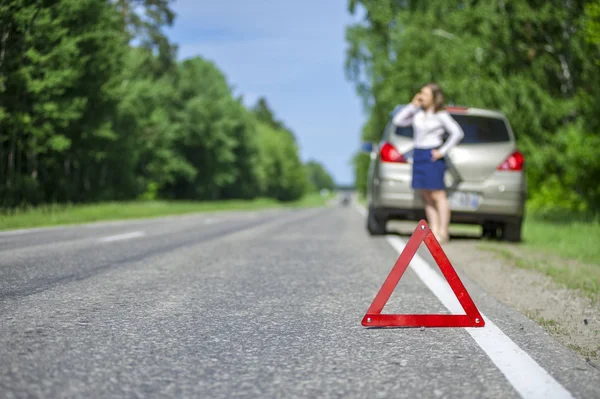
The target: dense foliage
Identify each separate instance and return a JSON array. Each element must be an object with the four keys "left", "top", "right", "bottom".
[
  {"left": 305, "top": 161, "right": 337, "bottom": 193},
  {"left": 0, "top": 0, "right": 334, "bottom": 208},
  {"left": 345, "top": 0, "right": 600, "bottom": 214}
]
